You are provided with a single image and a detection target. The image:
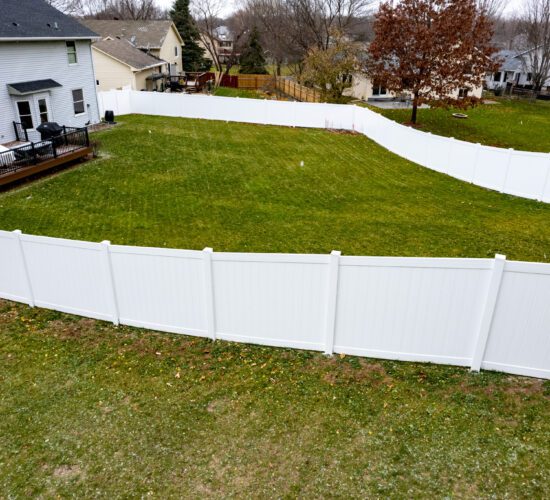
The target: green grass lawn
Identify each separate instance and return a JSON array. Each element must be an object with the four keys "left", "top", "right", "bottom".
[
  {"left": 213, "top": 86, "right": 264, "bottom": 99},
  {"left": 1, "top": 299, "right": 549, "bottom": 497},
  {"left": 368, "top": 98, "right": 550, "bottom": 152},
  {"left": 1, "top": 114, "right": 550, "bottom": 262},
  {"left": 1, "top": 116, "right": 550, "bottom": 496}
]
